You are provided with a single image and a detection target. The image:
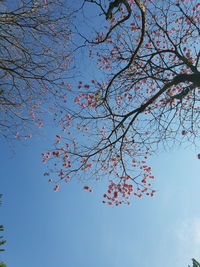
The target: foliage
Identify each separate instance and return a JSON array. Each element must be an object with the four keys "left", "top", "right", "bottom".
[
  {"left": 191, "top": 258, "right": 200, "bottom": 267},
  {"left": 42, "top": 0, "right": 200, "bottom": 205},
  {"left": 0, "top": 195, "right": 6, "bottom": 253},
  {"left": 0, "top": 0, "right": 73, "bottom": 140}
]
